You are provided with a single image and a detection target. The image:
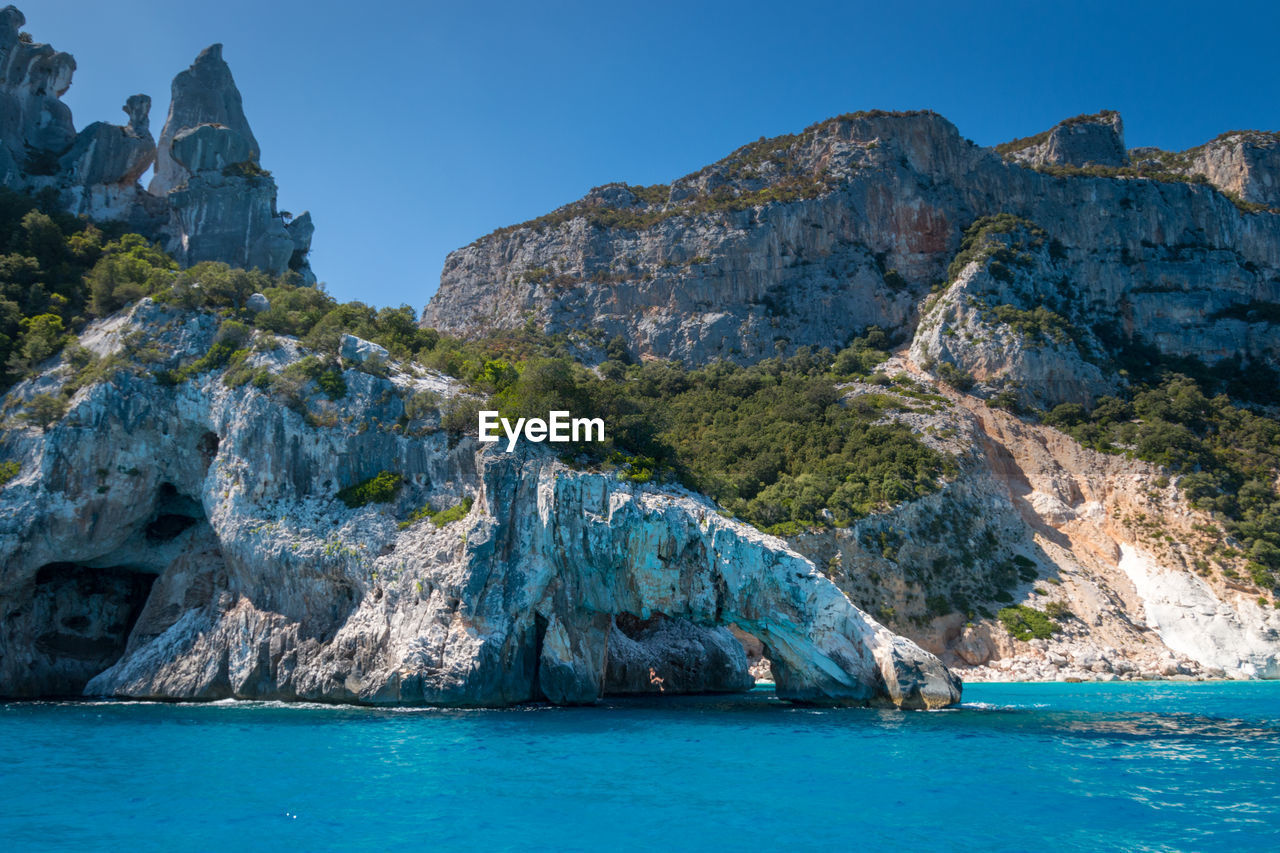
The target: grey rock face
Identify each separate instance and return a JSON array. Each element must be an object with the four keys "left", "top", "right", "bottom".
[
  {"left": 425, "top": 110, "right": 1278, "bottom": 383},
  {"left": 285, "top": 211, "right": 316, "bottom": 284},
  {"left": 340, "top": 333, "right": 389, "bottom": 364},
  {"left": 1187, "top": 132, "right": 1280, "bottom": 206},
  {"left": 0, "top": 5, "right": 76, "bottom": 173},
  {"left": 170, "top": 123, "right": 253, "bottom": 174},
  {"left": 149, "top": 44, "right": 260, "bottom": 196},
  {"left": 909, "top": 222, "right": 1116, "bottom": 409},
  {"left": 57, "top": 96, "right": 157, "bottom": 220},
  {"left": 0, "top": 10, "right": 157, "bottom": 225},
  {"left": 164, "top": 168, "right": 296, "bottom": 274},
  {"left": 1004, "top": 110, "right": 1129, "bottom": 168},
  {"left": 0, "top": 302, "right": 960, "bottom": 709},
  {"left": 59, "top": 95, "right": 154, "bottom": 186},
  {"left": 150, "top": 45, "right": 309, "bottom": 279}
]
